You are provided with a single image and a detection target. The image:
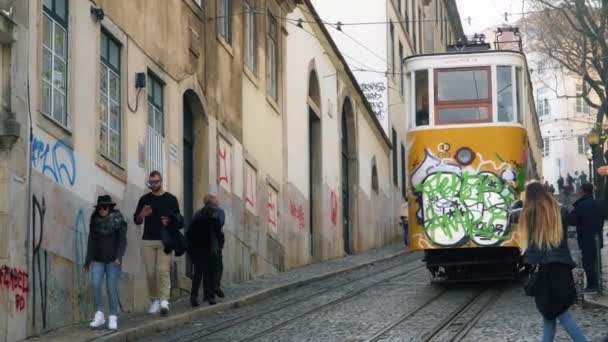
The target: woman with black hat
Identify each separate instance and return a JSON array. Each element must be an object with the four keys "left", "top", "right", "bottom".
[{"left": 84, "top": 195, "right": 127, "bottom": 330}]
